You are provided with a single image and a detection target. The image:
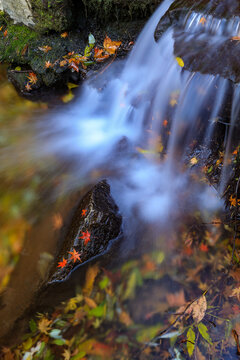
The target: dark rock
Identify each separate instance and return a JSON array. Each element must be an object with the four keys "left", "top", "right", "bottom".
[{"left": 48, "top": 180, "right": 122, "bottom": 283}]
